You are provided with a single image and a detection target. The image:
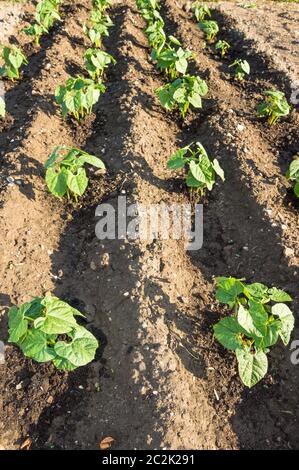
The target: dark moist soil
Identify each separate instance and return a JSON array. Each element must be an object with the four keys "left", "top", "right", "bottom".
[{"left": 0, "top": 0, "right": 299, "bottom": 450}]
